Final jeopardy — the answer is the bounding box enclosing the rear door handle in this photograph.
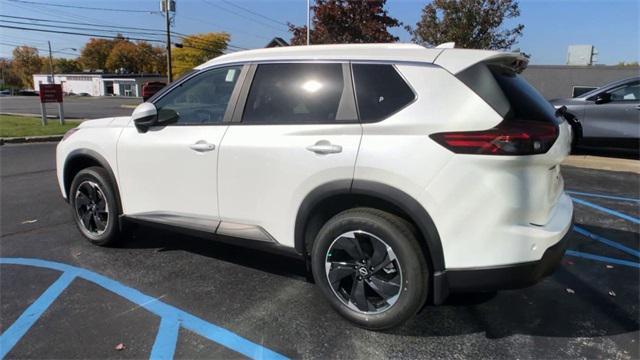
[189,141,215,152]
[306,140,342,155]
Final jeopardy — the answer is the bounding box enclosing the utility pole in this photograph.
[47,41,55,84]
[164,0,173,83]
[306,0,310,45]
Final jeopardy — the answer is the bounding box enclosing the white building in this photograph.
[33,73,166,97]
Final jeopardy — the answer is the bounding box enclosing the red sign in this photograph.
[39,84,63,103]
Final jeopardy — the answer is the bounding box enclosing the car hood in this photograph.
[78,116,130,128]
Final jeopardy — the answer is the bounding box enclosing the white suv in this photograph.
[56,44,574,330]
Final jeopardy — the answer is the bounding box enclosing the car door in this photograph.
[117,65,247,231]
[583,80,640,141]
[217,62,362,246]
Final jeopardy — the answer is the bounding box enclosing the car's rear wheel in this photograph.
[311,208,429,330]
[70,166,120,246]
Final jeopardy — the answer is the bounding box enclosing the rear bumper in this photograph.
[432,217,572,304]
[446,225,571,292]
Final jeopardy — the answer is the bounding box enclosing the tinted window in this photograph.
[608,81,640,101]
[154,66,241,125]
[458,63,558,124]
[243,63,345,123]
[490,65,558,124]
[352,64,415,122]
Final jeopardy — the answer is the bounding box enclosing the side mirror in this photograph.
[132,102,158,133]
[594,93,611,104]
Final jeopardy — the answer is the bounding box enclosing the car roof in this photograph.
[195,43,522,74]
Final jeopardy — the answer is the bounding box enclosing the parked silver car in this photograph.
[550,77,639,150]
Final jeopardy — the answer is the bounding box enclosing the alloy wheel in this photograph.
[325,230,402,314]
[74,180,109,236]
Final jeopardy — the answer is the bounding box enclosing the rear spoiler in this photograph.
[434,49,529,74]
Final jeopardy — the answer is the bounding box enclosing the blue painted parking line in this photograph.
[565,250,640,269]
[574,225,640,258]
[566,190,640,203]
[150,316,180,360]
[571,197,640,225]
[0,272,76,359]
[0,258,288,360]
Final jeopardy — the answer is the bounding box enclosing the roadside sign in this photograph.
[39,84,63,103]
[38,84,65,125]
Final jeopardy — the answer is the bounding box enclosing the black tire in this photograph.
[69,166,120,246]
[311,208,429,330]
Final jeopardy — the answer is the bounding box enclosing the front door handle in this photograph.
[189,141,215,152]
[306,140,342,155]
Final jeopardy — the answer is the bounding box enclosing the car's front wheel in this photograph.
[311,208,429,330]
[69,166,120,246]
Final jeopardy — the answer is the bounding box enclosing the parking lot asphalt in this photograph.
[1,143,638,359]
[0,96,140,119]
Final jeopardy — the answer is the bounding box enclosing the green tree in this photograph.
[410,0,524,50]
[616,61,639,67]
[288,0,400,45]
[79,38,116,70]
[136,42,166,74]
[53,58,82,73]
[12,46,42,88]
[172,32,229,77]
[105,40,141,73]
[0,58,22,90]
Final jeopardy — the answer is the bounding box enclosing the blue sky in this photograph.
[0,0,638,65]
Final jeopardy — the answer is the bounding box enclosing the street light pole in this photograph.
[165,0,173,83]
[47,41,54,84]
[306,0,310,45]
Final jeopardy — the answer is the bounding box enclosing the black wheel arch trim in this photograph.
[294,179,446,273]
[64,148,123,215]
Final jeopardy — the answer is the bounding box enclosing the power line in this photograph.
[201,0,288,34]
[0,15,167,34]
[220,0,289,27]
[0,41,78,56]
[0,20,167,38]
[177,14,271,41]
[0,14,249,50]
[6,0,160,14]
[0,24,169,43]
[0,25,247,53]
[0,0,152,37]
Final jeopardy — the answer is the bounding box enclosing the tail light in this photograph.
[430,120,558,155]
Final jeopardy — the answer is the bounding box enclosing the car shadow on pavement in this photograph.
[122,223,638,340]
[122,225,309,281]
[395,224,639,339]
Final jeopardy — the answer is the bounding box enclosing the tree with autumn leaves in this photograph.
[79,36,166,74]
[291,0,523,50]
[409,0,524,50]
[289,0,400,45]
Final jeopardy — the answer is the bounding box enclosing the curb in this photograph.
[1,112,84,120]
[563,155,639,174]
[0,135,63,145]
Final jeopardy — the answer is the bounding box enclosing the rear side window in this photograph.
[457,63,558,124]
[242,63,346,123]
[352,64,415,122]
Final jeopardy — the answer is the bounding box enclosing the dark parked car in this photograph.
[142,81,166,101]
[550,77,639,150]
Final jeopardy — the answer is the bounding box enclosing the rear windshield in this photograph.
[457,63,559,124]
